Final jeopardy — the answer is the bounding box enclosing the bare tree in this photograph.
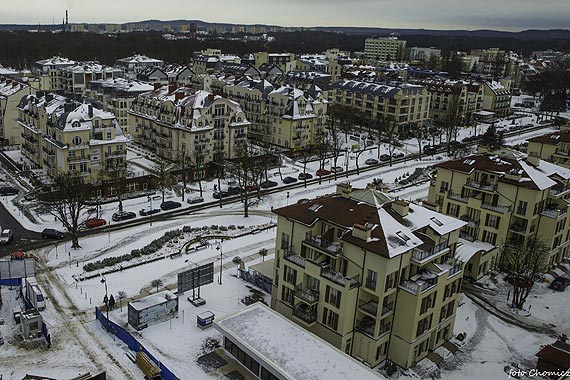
[101,155,128,212]
[150,160,174,204]
[442,93,462,154]
[150,278,163,293]
[380,117,400,167]
[174,149,193,202]
[226,143,263,218]
[413,122,427,159]
[327,105,345,181]
[193,150,205,197]
[38,172,95,249]
[504,238,549,310]
[259,248,268,262]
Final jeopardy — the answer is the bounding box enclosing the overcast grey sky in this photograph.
[2,0,569,31]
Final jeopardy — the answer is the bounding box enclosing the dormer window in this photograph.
[72,136,82,145]
[72,121,80,128]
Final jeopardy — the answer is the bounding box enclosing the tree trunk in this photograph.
[71,234,81,249]
[198,179,203,197]
[118,198,123,212]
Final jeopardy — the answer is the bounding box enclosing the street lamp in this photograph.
[216,241,223,285]
[147,195,153,227]
[286,192,290,206]
[101,276,109,332]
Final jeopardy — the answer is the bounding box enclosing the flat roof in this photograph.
[215,303,385,380]
[129,290,177,311]
[249,259,274,280]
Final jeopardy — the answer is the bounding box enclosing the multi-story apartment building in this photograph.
[86,78,154,135]
[410,79,484,126]
[18,93,129,184]
[0,77,31,145]
[329,80,430,133]
[409,47,441,64]
[34,56,76,92]
[34,57,121,95]
[527,130,570,169]
[115,54,164,79]
[424,151,570,278]
[129,85,249,173]
[470,48,507,77]
[224,79,328,149]
[364,37,407,61]
[271,183,466,369]
[482,80,512,118]
[254,52,295,71]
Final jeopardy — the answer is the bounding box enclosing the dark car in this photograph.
[112,211,136,222]
[549,276,570,291]
[298,173,313,180]
[260,180,278,189]
[379,155,390,162]
[424,146,436,155]
[331,166,344,173]
[160,201,182,210]
[392,152,405,159]
[42,228,65,239]
[228,186,242,195]
[283,176,297,184]
[0,186,19,196]
[213,190,230,199]
[366,158,380,164]
[139,208,161,216]
[316,169,331,176]
[297,198,310,204]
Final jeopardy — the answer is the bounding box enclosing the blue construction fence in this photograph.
[0,278,22,286]
[95,307,180,380]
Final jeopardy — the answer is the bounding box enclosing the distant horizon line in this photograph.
[0,18,568,34]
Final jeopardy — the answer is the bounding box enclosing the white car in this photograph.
[0,229,13,244]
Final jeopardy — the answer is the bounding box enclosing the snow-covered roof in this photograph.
[116,54,164,64]
[215,303,385,380]
[35,56,76,67]
[129,290,177,311]
[90,77,154,93]
[455,238,495,263]
[0,78,27,97]
[0,66,19,76]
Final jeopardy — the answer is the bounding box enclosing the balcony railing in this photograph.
[294,284,319,305]
[549,187,570,197]
[321,266,359,288]
[448,264,462,277]
[399,278,437,295]
[466,180,497,192]
[292,307,317,324]
[284,251,305,268]
[509,224,527,233]
[448,191,468,203]
[481,203,510,214]
[356,318,376,337]
[358,300,379,316]
[304,232,343,256]
[381,302,394,316]
[460,215,479,228]
[412,243,449,263]
[541,207,566,219]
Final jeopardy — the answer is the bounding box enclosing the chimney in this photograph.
[45,93,52,102]
[527,152,540,167]
[168,84,176,94]
[64,101,74,112]
[175,92,184,101]
[336,182,352,198]
[352,224,372,241]
[391,199,410,217]
[153,83,161,90]
[88,104,93,118]
[207,94,214,102]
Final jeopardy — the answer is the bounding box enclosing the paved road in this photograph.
[0,200,44,256]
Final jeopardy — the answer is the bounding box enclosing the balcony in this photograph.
[284,252,306,268]
[448,191,468,203]
[448,263,462,278]
[549,187,570,198]
[320,266,359,288]
[460,215,479,228]
[358,300,379,316]
[481,202,510,214]
[292,306,317,325]
[381,302,394,317]
[466,180,497,192]
[355,317,376,337]
[509,224,527,234]
[304,232,343,257]
[68,155,90,163]
[294,285,319,305]
[412,243,449,264]
[105,151,126,158]
[540,207,567,219]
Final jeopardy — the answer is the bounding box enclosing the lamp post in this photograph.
[101,276,109,332]
[147,195,153,226]
[216,241,223,285]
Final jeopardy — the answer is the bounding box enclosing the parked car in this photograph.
[245,185,259,192]
[42,228,65,239]
[0,186,19,196]
[0,229,13,244]
[188,196,204,204]
[316,169,331,176]
[112,211,136,222]
[283,176,297,184]
[260,180,278,189]
[297,198,310,204]
[366,158,380,165]
[213,190,230,199]
[380,155,391,162]
[424,145,436,155]
[392,152,405,159]
[331,166,344,173]
[228,186,242,195]
[85,218,107,228]
[298,173,313,180]
[160,201,182,210]
[139,208,161,216]
[549,276,570,291]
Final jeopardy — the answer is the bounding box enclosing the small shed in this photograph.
[20,308,43,340]
[197,310,215,330]
[128,290,178,330]
[536,340,570,378]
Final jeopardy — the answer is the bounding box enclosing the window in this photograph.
[517,201,528,216]
[284,266,296,285]
[281,286,294,305]
[482,230,497,245]
[439,181,449,193]
[365,269,377,290]
[416,314,433,337]
[325,286,341,308]
[385,271,398,291]
[322,307,339,330]
[485,214,500,229]
[281,233,290,250]
[447,203,459,217]
[72,136,82,145]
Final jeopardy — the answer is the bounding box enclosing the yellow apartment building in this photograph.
[272,183,467,369]
[527,130,570,168]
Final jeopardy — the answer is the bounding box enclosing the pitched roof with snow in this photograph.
[528,131,570,145]
[273,186,465,258]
